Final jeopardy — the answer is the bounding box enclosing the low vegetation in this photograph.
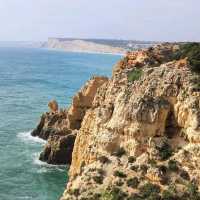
[113,170,127,178]
[148,158,157,167]
[139,183,161,199]
[180,170,190,180]
[126,177,139,188]
[173,43,200,73]
[156,141,173,160]
[162,189,177,200]
[98,155,110,164]
[112,147,126,157]
[140,164,148,175]
[130,165,139,172]
[168,160,179,172]
[128,156,136,163]
[100,187,128,200]
[186,182,200,199]
[128,68,143,82]
[93,175,104,184]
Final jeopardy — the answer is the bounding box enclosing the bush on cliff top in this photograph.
[113,170,127,178]
[112,147,126,157]
[156,141,173,160]
[100,187,128,200]
[128,68,143,82]
[173,43,200,73]
[139,183,161,198]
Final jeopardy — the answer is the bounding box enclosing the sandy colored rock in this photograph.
[32,76,108,164]
[60,43,200,200]
[48,99,59,113]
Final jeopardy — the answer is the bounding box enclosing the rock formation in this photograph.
[48,100,59,113]
[31,76,108,164]
[32,43,200,199]
[63,43,200,199]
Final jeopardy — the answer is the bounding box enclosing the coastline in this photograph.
[44,47,126,56]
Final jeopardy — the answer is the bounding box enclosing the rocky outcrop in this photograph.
[39,133,76,165]
[31,76,108,164]
[59,43,200,200]
[48,100,59,113]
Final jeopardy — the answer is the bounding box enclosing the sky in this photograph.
[0,0,199,42]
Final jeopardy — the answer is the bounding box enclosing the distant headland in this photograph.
[46,38,158,55]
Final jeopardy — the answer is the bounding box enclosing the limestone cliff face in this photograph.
[61,44,200,200]
[32,76,108,164]
[69,44,200,175]
[47,38,126,54]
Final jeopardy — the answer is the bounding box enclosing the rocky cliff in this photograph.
[31,76,108,164]
[32,43,200,200]
[47,38,126,54]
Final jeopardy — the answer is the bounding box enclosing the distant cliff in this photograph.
[47,38,155,55]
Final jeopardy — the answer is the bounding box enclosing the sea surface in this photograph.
[0,47,121,200]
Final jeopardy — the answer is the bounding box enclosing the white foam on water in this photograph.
[32,152,66,173]
[37,168,49,173]
[17,131,46,144]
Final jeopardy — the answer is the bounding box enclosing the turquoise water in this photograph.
[0,47,121,200]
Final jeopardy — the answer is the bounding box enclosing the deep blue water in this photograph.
[0,47,121,200]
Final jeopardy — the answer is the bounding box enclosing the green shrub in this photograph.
[101,187,128,200]
[100,190,114,200]
[71,188,79,197]
[139,183,160,198]
[162,190,177,200]
[97,168,105,175]
[128,156,136,163]
[140,164,148,175]
[180,170,190,180]
[146,193,161,200]
[173,43,200,73]
[127,194,143,200]
[126,177,139,188]
[187,182,199,196]
[93,175,104,184]
[98,156,110,164]
[115,179,124,187]
[112,147,126,157]
[148,159,157,167]
[130,165,139,171]
[158,165,168,175]
[191,76,200,92]
[113,170,127,178]
[93,193,101,199]
[160,176,169,185]
[128,68,143,82]
[156,141,173,160]
[168,160,179,172]
[168,183,177,194]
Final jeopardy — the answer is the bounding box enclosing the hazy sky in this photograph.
[0,0,199,42]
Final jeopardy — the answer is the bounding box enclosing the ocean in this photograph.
[0,47,121,200]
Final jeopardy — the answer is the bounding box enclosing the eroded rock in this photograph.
[60,43,200,199]
[31,76,108,164]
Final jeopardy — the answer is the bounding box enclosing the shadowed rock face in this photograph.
[31,76,108,165]
[39,133,76,165]
[59,43,200,200]
[31,112,68,140]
